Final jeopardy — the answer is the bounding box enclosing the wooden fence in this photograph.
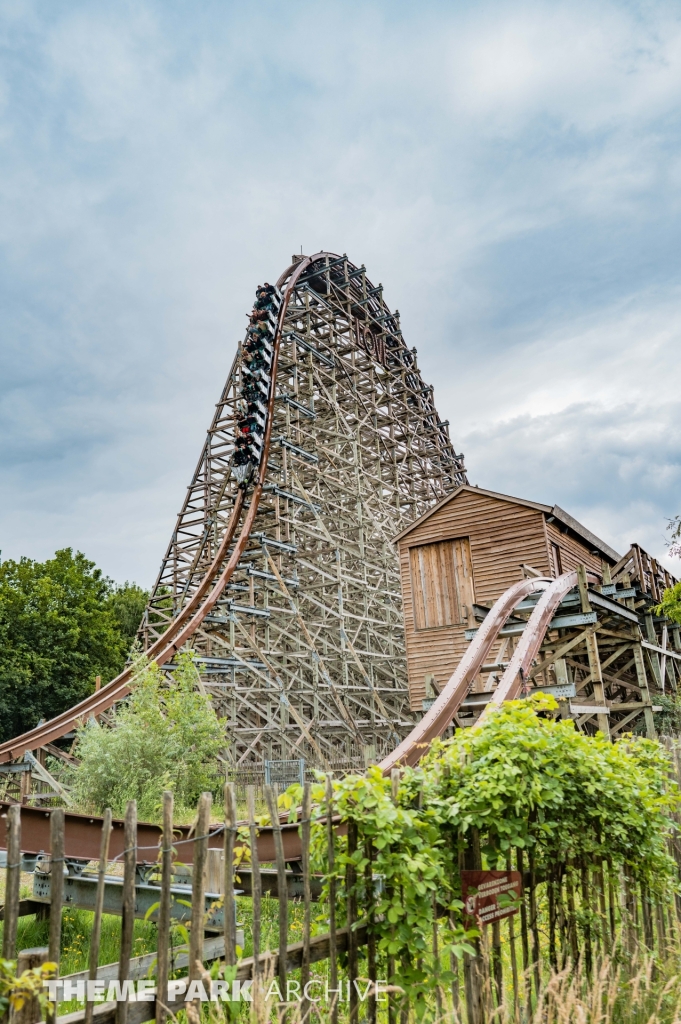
[2,766,681,1024]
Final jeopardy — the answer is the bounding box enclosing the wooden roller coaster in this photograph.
[1,252,679,857]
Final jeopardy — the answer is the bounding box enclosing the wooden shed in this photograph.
[394,485,621,710]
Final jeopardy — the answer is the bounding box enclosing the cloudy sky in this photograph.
[1,0,680,587]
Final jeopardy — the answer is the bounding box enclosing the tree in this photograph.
[654,514,681,624]
[65,653,224,819]
[105,582,149,647]
[0,549,147,744]
[657,582,681,625]
[667,514,681,560]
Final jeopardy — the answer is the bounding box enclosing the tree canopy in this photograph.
[0,548,148,743]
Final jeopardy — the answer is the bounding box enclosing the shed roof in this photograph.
[393,484,621,563]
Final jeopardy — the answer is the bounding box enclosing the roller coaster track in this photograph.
[0,570,598,860]
[0,252,466,767]
[0,254,671,859]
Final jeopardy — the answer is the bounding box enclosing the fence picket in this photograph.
[188,793,211,1020]
[223,784,237,968]
[366,842,378,1024]
[45,805,65,1024]
[155,793,173,1024]
[247,786,262,983]
[388,769,399,1024]
[190,794,211,969]
[346,817,359,1024]
[301,782,312,1021]
[325,774,339,1024]
[115,801,136,1024]
[2,805,21,961]
[264,784,288,1010]
[506,852,520,1024]
[85,807,112,1024]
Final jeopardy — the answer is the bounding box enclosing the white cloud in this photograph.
[0,0,679,585]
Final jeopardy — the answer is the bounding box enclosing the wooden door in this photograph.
[410,537,474,629]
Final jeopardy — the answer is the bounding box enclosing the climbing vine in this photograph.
[280,694,680,1014]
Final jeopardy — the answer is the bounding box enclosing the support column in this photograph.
[577,565,610,738]
[633,641,657,739]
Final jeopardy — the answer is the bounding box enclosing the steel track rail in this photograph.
[378,576,553,772]
[480,570,598,717]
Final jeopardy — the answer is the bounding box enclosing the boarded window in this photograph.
[550,542,563,578]
[410,537,475,629]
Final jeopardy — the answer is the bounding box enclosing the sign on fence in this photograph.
[461,869,522,926]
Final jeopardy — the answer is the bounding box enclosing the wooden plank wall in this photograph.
[397,491,605,709]
[545,521,603,576]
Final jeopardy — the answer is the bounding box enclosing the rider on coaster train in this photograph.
[232,284,278,486]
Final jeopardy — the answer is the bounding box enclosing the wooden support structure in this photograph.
[140,253,466,775]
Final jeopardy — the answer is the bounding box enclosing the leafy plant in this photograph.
[0,548,148,742]
[276,694,680,1015]
[65,651,225,819]
[656,580,681,626]
[0,957,56,1018]
[652,692,681,735]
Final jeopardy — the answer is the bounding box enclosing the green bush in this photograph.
[656,580,681,625]
[66,652,224,819]
[295,694,680,1011]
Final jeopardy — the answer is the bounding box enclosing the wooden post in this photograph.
[529,848,541,997]
[19,768,31,806]
[2,805,21,960]
[507,905,518,1024]
[84,808,112,1024]
[301,782,312,1019]
[547,868,557,969]
[204,849,222,895]
[606,858,616,941]
[507,853,520,1024]
[264,785,288,1008]
[347,818,359,1024]
[632,641,657,739]
[463,827,484,1024]
[366,842,378,1024]
[579,859,592,976]
[623,866,637,958]
[325,774,339,1024]
[655,901,666,959]
[517,848,531,1012]
[491,919,502,1008]
[12,948,48,1024]
[640,883,654,951]
[247,786,262,983]
[116,801,136,1024]
[565,865,579,964]
[156,792,173,1024]
[577,564,610,738]
[48,807,65,970]
[388,769,399,1024]
[594,858,608,956]
[449,913,461,1020]
[189,792,211,1002]
[223,784,237,968]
